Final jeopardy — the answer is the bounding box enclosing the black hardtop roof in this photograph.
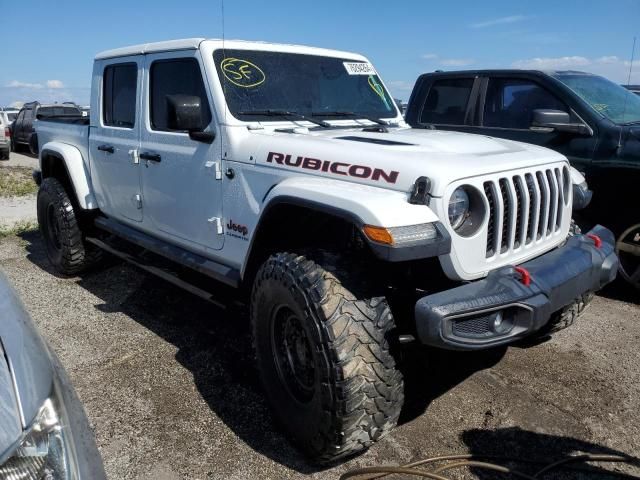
[420,69,597,78]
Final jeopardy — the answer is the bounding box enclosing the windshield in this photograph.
[213,49,397,123]
[553,73,640,124]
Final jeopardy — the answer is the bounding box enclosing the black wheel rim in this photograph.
[46,203,62,252]
[616,224,640,290]
[271,305,316,403]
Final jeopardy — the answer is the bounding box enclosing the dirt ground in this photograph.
[0,231,639,479]
[0,151,38,228]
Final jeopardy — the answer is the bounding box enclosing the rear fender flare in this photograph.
[40,142,97,210]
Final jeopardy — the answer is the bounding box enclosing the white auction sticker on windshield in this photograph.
[343,62,377,75]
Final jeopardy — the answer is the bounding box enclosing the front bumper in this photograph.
[415,225,618,350]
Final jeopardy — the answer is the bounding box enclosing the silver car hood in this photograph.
[0,343,22,462]
[0,272,53,460]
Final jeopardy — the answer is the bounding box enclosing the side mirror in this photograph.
[531,109,592,136]
[166,94,215,143]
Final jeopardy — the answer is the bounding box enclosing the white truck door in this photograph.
[90,57,143,222]
[139,51,224,252]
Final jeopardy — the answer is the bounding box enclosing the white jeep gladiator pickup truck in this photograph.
[33,38,618,461]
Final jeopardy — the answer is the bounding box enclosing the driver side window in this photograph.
[483,78,567,129]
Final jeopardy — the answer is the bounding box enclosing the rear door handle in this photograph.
[140,152,161,163]
[97,144,114,154]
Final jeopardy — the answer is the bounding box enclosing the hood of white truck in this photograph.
[234,125,567,197]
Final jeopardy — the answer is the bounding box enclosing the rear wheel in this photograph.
[616,223,640,290]
[251,251,404,462]
[37,177,102,275]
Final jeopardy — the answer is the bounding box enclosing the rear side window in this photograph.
[103,63,137,128]
[38,106,80,117]
[150,58,211,131]
[483,78,567,129]
[420,78,474,125]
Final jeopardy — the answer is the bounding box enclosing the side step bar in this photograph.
[93,216,240,288]
[86,237,228,309]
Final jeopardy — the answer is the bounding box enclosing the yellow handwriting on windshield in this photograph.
[221,58,266,88]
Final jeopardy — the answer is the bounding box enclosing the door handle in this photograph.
[97,144,114,154]
[140,152,161,163]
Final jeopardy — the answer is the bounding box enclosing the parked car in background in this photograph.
[0,108,19,127]
[11,102,82,153]
[0,272,107,479]
[393,98,407,115]
[623,85,640,96]
[406,69,640,289]
[0,113,10,159]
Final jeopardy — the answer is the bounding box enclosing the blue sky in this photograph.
[2,0,639,106]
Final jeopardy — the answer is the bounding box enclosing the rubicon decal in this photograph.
[266,152,399,184]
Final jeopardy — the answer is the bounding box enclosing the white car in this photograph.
[32,38,618,461]
[0,112,13,159]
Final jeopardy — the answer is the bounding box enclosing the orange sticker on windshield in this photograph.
[221,58,265,88]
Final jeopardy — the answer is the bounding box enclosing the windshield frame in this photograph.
[553,72,640,125]
[212,48,400,126]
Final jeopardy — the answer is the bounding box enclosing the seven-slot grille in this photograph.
[484,167,569,258]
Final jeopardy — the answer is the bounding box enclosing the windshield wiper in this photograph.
[311,111,394,126]
[237,109,330,128]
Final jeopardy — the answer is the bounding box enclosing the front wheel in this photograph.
[37,177,101,275]
[251,251,404,462]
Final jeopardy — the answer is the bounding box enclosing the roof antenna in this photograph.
[619,36,636,150]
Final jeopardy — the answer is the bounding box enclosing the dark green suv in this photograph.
[406,70,640,289]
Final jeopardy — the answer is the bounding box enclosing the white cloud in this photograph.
[510,55,640,83]
[421,54,475,68]
[440,58,475,67]
[46,80,65,89]
[512,56,591,69]
[7,80,43,89]
[0,85,90,106]
[471,15,528,29]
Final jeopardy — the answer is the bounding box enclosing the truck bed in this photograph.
[34,116,91,163]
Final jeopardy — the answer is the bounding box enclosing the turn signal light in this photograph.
[363,225,394,245]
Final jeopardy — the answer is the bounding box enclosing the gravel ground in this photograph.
[1,150,39,169]
[0,152,38,227]
[0,231,639,479]
[0,195,36,228]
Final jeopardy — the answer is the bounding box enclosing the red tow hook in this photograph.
[586,233,602,249]
[514,266,531,286]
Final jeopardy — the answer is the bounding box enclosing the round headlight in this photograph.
[448,187,470,230]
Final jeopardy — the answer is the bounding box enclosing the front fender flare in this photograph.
[40,142,97,210]
[242,177,448,276]
[263,176,439,228]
